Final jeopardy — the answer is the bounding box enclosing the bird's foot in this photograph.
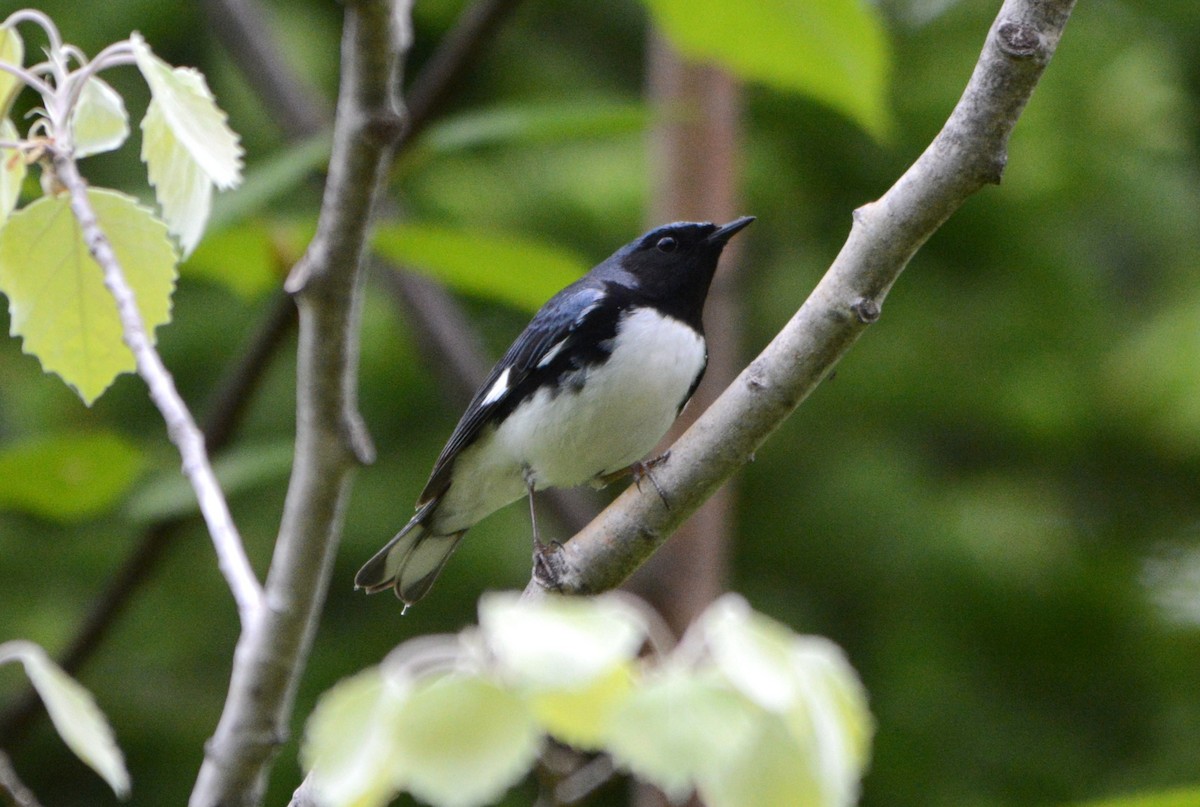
[630,452,671,509]
[532,539,567,592]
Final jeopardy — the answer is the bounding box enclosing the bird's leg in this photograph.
[524,467,565,591]
[596,451,672,509]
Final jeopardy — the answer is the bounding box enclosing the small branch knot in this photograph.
[363,111,405,146]
[996,21,1042,59]
[851,297,881,324]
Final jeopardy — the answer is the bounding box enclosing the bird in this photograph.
[356,216,754,608]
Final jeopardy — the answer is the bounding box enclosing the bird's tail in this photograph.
[354,514,466,608]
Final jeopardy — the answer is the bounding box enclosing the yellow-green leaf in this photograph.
[0,188,178,404]
[0,117,25,226]
[392,674,541,807]
[0,431,145,522]
[605,665,761,802]
[529,664,635,751]
[479,591,647,690]
[72,77,129,158]
[0,640,130,798]
[303,668,405,807]
[641,0,893,140]
[0,24,23,118]
[373,223,587,313]
[697,712,821,807]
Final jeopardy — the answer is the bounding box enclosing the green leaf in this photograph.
[0,24,23,118]
[180,221,284,300]
[1067,788,1200,807]
[605,665,761,801]
[418,101,648,155]
[0,431,145,522]
[479,591,647,690]
[0,117,25,226]
[71,77,129,158]
[640,0,893,140]
[0,188,178,404]
[124,440,293,524]
[303,668,404,807]
[132,33,242,256]
[206,134,330,232]
[392,673,541,807]
[372,223,587,313]
[0,640,130,798]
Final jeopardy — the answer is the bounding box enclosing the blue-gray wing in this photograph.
[416,283,608,506]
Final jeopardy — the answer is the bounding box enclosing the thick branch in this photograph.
[525,0,1077,597]
[50,155,265,626]
[188,2,409,805]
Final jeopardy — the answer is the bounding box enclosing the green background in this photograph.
[1,0,1198,805]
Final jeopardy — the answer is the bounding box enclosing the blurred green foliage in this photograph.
[1,0,1199,806]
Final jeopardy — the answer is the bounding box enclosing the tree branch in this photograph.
[49,154,265,626]
[525,0,1078,598]
[188,1,409,804]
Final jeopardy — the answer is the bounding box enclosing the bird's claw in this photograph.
[532,540,566,591]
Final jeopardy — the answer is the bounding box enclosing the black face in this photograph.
[615,217,753,328]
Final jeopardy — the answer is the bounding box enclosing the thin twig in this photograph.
[524,0,1078,599]
[49,154,265,626]
[188,1,409,804]
[0,750,44,807]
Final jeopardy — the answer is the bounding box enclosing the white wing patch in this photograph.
[481,366,511,405]
[536,338,568,368]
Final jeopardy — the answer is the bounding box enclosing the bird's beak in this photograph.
[708,216,755,244]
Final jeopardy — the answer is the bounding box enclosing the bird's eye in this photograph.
[656,236,677,253]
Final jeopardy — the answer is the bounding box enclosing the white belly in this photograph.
[430,308,706,533]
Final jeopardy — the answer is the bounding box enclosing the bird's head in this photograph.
[611,216,754,324]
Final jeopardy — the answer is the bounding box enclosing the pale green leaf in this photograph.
[699,593,804,711]
[698,595,873,805]
[641,0,893,140]
[0,25,23,117]
[529,664,635,751]
[141,96,213,257]
[0,431,145,522]
[71,77,129,158]
[372,223,587,313]
[0,188,178,404]
[131,33,242,189]
[124,440,293,524]
[697,712,821,807]
[0,117,25,225]
[303,668,405,807]
[605,665,761,801]
[479,591,646,690]
[392,673,541,807]
[0,640,130,797]
[788,639,874,793]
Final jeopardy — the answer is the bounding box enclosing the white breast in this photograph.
[430,307,706,533]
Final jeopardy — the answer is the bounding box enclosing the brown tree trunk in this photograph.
[627,30,744,807]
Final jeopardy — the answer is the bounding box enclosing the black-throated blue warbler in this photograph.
[356,216,754,608]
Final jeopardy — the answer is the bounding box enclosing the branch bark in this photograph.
[524,0,1078,599]
[188,1,409,804]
